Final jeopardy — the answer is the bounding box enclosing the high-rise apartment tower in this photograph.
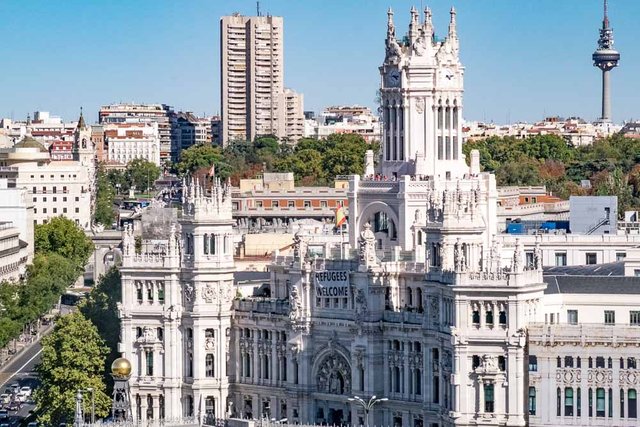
[220,14,303,145]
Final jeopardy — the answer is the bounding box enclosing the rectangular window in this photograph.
[555,252,567,266]
[529,387,536,415]
[605,310,615,325]
[631,311,640,326]
[287,201,295,208]
[529,355,538,372]
[205,354,215,377]
[272,200,279,208]
[525,252,534,268]
[484,383,494,413]
[320,200,328,208]
[629,389,637,418]
[63,207,67,213]
[146,350,154,376]
[617,252,627,261]
[565,387,574,416]
[568,310,578,325]
[596,388,605,417]
[75,207,79,213]
[303,200,311,208]
[256,200,263,208]
[586,252,597,265]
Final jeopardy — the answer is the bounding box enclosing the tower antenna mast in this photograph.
[257,1,260,17]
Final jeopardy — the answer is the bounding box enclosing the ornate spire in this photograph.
[77,107,86,129]
[448,6,457,38]
[387,8,395,38]
[423,7,434,38]
[409,6,419,43]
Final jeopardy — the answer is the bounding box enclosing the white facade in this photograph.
[118,7,640,427]
[0,222,29,282]
[105,123,161,166]
[0,115,95,230]
[0,178,34,261]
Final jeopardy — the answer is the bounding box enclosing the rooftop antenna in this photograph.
[257,1,261,17]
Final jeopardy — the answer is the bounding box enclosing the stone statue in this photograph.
[358,222,377,267]
[289,283,302,322]
[512,238,523,273]
[533,241,543,270]
[454,238,466,272]
[292,226,308,262]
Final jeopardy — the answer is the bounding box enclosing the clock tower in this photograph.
[380,7,466,180]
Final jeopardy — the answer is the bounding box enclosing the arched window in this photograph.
[472,310,480,325]
[204,233,209,254]
[147,395,154,419]
[210,234,216,255]
[472,355,480,369]
[499,311,507,325]
[486,310,494,325]
[621,388,625,418]
[556,387,561,416]
[393,366,401,393]
[416,288,423,311]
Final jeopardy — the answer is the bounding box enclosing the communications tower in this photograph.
[592,0,620,122]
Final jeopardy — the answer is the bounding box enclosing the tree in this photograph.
[94,166,116,226]
[80,267,122,372]
[126,158,161,193]
[34,216,94,270]
[175,144,224,176]
[495,158,541,186]
[35,312,111,426]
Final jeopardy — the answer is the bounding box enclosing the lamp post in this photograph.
[86,387,95,424]
[348,395,388,427]
[74,390,84,427]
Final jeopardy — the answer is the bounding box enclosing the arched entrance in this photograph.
[357,201,399,251]
[314,351,352,426]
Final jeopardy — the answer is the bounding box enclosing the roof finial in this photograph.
[387,8,395,38]
[448,6,457,38]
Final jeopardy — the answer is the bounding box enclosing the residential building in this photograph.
[0,112,95,230]
[176,112,212,152]
[99,103,176,163]
[0,111,78,147]
[104,122,161,166]
[0,221,29,283]
[0,178,34,261]
[220,14,304,145]
[304,105,381,143]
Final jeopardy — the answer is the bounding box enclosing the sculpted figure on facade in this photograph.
[512,238,523,273]
[289,282,302,322]
[358,222,377,267]
[534,240,543,271]
[454,238,466,272]
[292,226,308,263]
[317,354,352,395]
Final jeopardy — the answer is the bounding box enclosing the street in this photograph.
[0,338,43,426]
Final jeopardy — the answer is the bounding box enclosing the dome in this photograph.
[111,357,132,378]
[13,136,48,152]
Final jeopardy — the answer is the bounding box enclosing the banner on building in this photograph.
[314,270,349,297]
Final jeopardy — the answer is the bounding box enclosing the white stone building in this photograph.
[105,122,161,166]
[117,7,640,427]
[0,112,95,230]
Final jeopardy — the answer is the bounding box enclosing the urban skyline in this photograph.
[0,0,638,124]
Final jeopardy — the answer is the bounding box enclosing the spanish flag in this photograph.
[335,205,347,227]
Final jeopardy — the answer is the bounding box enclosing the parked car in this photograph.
[0,409,7,420]
[19,387,31,397]
[15,393,27,403]
[8,384,19,395]
[0,394,8,405]
[6,401,20,411]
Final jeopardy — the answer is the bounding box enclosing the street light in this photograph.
[86,387,95,425]
[348,395,388,427]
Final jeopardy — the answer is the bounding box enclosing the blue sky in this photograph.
[0,0,637,124]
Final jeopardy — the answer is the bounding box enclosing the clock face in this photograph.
[386,69,401,87]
